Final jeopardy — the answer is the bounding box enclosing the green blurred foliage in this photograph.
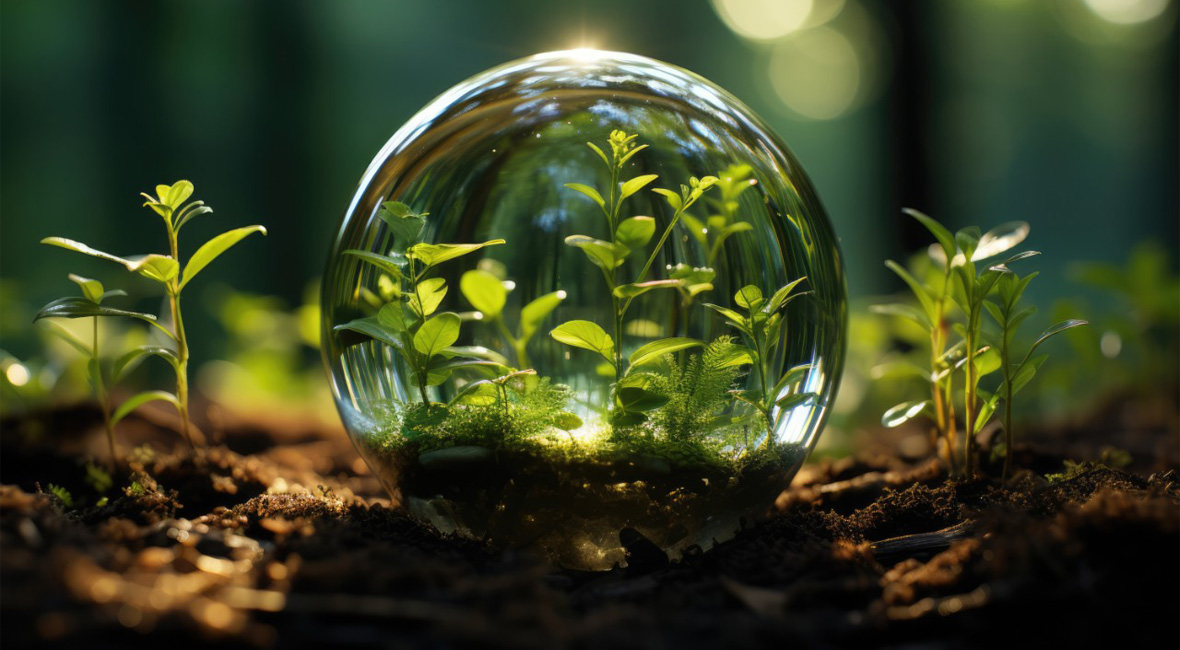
[1,1,1175,427]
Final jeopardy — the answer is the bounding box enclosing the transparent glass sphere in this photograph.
[322,50,846,570]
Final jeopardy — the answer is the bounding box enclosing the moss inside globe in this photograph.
[322,50,846,570]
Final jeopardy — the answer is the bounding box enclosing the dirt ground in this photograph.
[1,401,1177,649]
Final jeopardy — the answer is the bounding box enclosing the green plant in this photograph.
[47,483,74,508]
[459,268,565,369]
[682,163,756,267]
[878,210,1084,479]
[41,180,267,449]
[33,275,138,462]
[552,131,718,424]
[335,201,506,405]
[389,375,578,453]
[705,282,815,442]
[986,269,1087,480]
[647,337,743,443]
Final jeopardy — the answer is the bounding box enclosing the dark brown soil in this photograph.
[2,402,1177,649]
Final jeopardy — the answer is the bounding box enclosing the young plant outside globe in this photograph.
[322,50,846,570]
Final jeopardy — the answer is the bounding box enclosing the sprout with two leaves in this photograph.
[39,181,267,450]
[877,209,1085,478]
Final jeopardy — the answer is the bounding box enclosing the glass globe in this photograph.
[322,50,845,570]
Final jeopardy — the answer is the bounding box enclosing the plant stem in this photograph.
[94,317,118,465]
[932,266,958,477]
[1001,328,1013,483]
[632,204,684,290]
[751,325,773,444]
[166,225,195,451]
[962,327,978,477]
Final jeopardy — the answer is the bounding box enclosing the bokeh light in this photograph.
[710,0,816,41]
[1083,0,1170,24]
[768,27,861,120]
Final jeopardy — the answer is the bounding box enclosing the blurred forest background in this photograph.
[1,0,1176,440]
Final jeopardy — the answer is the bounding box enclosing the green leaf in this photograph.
[715,345,754,368]
[618,143,648,166]
[763,277,807,313]
[128,254,180,284]
[772,364,813,397]
[519,291,565,341]
[954,227,981,265]
[652,188,682,211]
[704,303,747,329]
[377,201,427,244]
[34,297,160,326]
[553,412,583,431]
[162,180,195,210]
[407,239,506,271]
[334,316,403,351]
[425,369,453,386]
[620,174,658,201]
[67,274,105,304]
[449,380,498,406]
[564,183,605,210]
[180,225,267,289]
[973,346,1002,377]
[666,264,715,299]
[973,221,1030,261]
[1010,353,1048,395]
[48,484,73,508]
[425,355,503,375]
[173,201,212,231]
[775,392,817,410]
[378,302,413,332]
[974,394,1000,434]
[413,312,462,358]
[870,303,932,330]
[885,260,937,319]
[460,269,507,318]
[617,386,669,412]
[445,345,510,366]
[615,216,655,250]
[610,410,648,427]
[41,237,132,267]
[613,279,680,299]
[550,320,613,364]
[113,345,178,381]
[586,141,610,168]
[564,235,629,271]
[628,337,702,368]
[1025,319,1088,359]
[343,250,406,281]
[38,320,91,356]
[410,277,448,317]
[111,390,180,426]
[734,285,764,310]
[882,400,931,428]
[903,208,956,263]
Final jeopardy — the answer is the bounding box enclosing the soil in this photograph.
[1,401,1177,649]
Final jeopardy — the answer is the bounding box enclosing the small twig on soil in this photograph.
[870,520,977,561]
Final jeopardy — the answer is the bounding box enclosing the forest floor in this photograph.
[1,400,1177,649]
